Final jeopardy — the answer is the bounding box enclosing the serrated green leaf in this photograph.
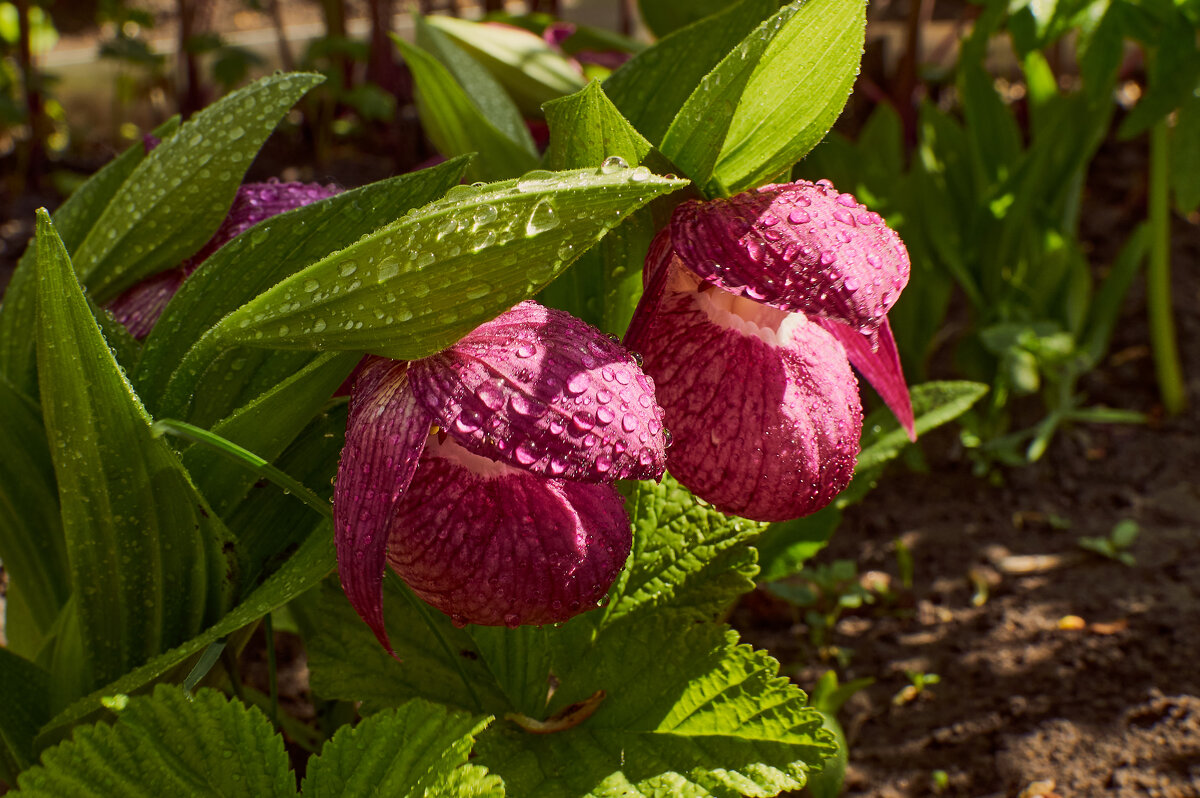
[415,16,535,154]
[301,699,503,798]
[0,647,49,784]
[604,0,778,145]
[207,167,687,361]
[306,576,511,716]
[396,36,538,183]
[0,118,178,397]
[35,521,336,749]
[662,2,804,190]
[18,686,293,797]
[605,474,765,625]
[34,212,237,696]
[0,376,67,648]
[541,81,663,333]
[422,15,586,117]
[480,620,834,798]
[709,0,866,195]
[182,352,359,518]
[73,73,323,302]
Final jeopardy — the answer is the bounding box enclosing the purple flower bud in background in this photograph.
[335,301,668,652]
[107,180,340,338]
[627,180,916,523]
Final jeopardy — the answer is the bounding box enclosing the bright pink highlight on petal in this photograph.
[107,180,340,338]
[668,180,910,337]
[386,433,631,627]
[818,316,915,440]
[409,301,667,482]
[639,265,862,522]
[334,357,432,656]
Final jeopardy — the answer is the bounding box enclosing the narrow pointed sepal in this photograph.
[409,301,667,482]
[640,286,862,522]
[333,356,432,655]
[669,180,910,334]
[386,435,631,627]
[818,316,915,441]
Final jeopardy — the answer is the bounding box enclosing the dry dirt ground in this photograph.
[734,138,1200,798]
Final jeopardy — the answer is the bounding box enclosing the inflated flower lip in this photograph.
[628,180,915,522]
[107,180,340,338]
[335,301,666,653]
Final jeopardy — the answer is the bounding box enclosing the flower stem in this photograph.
[1148,117,1185,414]
[151,418,332,520]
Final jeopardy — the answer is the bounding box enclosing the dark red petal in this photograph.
[409,301,666,482]
[640,269,862,522]
[817,316,915,441]
[386,434,631,627]
[333,356,432,655]
[669,180,910,335]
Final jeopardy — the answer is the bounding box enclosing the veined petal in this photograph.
[669,180,910,336]
[334,356,432,655]
[409,301,666,482]
[387,434,631,627]
[640,266,862,522]
[107,180,340,338]
[817,316,915,441]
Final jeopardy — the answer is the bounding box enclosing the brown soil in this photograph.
[733,136,1200,798]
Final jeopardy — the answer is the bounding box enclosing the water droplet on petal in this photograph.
[788,209,811,224]
[566,372,589,395]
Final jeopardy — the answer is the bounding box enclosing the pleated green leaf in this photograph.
[72,73,323,302]
[709,0,866,195]
[209,166,687,360]
[541,81,664,333]
[35,522,335,749]
[0,118,178,397]
[604,0,778,145]
[301,699,503,798]
[396,36,538,183]
[34,212,238,695]
[660,1,804,190]
[18,687,293,798]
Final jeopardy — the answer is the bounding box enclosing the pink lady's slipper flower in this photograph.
[626,180,916,523]
[335,301,667,652]
[108,180,340,338]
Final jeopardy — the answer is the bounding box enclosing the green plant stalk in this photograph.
[1148,118,1185,414]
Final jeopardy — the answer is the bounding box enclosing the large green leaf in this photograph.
[604,0,778,145]
[660,1,804,190]
[34,212,236,696]
[35,521,336,748]
[709,0,866,195]
[0,377,67,649]
[0,118,179,397]
[0,647,49,786]
[636,0,743,38]
[204,166,687,361]
[422,15,586,117]
[479,620,834,797]
[414,16,534,155]
[541,82,664,333]
[73,73,323,302]
[396,36,538,183]
[18,686,294,797]
[301,699,503,797]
